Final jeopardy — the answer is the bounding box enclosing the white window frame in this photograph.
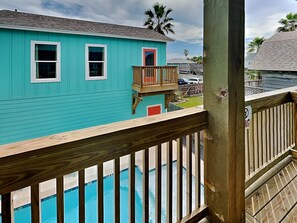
[147,104,162,116]
[85,44,107,80]
[31,41,61,83]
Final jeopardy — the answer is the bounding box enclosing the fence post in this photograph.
[203,0,245,222]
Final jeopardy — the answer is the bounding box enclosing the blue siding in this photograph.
[0,28,167,144]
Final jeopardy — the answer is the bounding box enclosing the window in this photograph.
[85,44,107,80]
[31,41,60,83]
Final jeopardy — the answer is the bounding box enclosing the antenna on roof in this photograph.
[15,9,18,12]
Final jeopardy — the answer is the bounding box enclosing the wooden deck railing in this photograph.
[133,66,178,87]
[0,107,208,223]
[244,87,297,188]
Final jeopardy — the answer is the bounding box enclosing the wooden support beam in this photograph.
[203,0,245,222]
[132,94,143,114]
[165,93,175,109]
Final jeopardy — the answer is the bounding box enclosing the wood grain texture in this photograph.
[186,135,192,215]
[31,184,40,223]
[255,176,297,222]
[2,193,14,223]
[180,205,208,223]
[204,0,245,221]
[114,158,120,223]
[245,87,295,113]
[57,176,64,223]
[142,149,149,223]
[129,153,135,223]
[155,145,162,223]
[97,164,103,223]
[166,141,173,223]
[0,108,207,195]
[79,170,85,223]
[195,132,201,208]
[246,161,297,216]
[176,138,183,221]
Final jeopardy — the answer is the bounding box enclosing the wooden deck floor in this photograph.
[245,160,297,223]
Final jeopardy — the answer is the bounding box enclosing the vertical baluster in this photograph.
[31,184,40,223]
[177,138,183,221]
[262,110,267,164]
[245,127,249,177]
[57,176,64,223]
[79,170,85,223]
[195,132,201,208]
[2,193,14,223]
[274,106,277,157]
[166,141,173,223]
[142,149,149,223]
[258,112,263,167]
[253,113,259,170]
[266,109,270,161]
[98,164,104,223]
[249,112,255,174]
[129,153,135,223]
[114,158,120,223]
[186,135,192,214]
[155,145,162,223]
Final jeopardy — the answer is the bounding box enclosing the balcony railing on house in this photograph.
[1,87,297,222]
[132,66,178,94]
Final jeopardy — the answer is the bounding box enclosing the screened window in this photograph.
[85,44,107,80]
[31,41,60,83]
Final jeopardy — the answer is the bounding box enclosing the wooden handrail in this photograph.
[132,65,178,87]
[0,107,207,195]
[244,86,297,185]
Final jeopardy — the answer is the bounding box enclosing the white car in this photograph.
[188,77,203,84]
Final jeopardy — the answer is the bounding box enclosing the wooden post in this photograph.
[203,0,245,222]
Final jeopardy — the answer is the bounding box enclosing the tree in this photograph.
[247,37,265,53]
[190,56,203,64]
[184,49,189,58]
[277,13,297,32]
[144,3,174,35]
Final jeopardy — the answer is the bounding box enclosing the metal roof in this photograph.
[0,10,173,42]
[249,31,297,72]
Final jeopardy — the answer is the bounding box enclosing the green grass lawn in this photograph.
[176,96,203,108]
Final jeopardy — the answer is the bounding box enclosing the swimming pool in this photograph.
[0,162,203,223]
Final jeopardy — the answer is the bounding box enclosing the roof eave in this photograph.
[0,24,173,43]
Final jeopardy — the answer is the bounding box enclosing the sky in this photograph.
[0,0,296,59]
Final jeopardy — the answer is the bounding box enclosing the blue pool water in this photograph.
[0,163,203,223]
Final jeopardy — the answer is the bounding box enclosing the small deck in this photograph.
[132,66,178,94]
[246,159,297,223]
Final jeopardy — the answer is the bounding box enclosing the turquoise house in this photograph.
[0,10,178,145]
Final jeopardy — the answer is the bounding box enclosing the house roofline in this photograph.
[0,24,174,43]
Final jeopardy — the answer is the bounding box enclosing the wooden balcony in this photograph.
[0,88,297,222]
[132,66,178,95]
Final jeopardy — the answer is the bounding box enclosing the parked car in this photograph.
[178,78,191,85]
[188,77,203,84]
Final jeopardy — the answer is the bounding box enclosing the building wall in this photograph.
[262,72,297,91]
[0,29,167,144]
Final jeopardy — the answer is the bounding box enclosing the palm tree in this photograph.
[277,13,297,32]
[144,3,174,35]
[247,37,265,53]
[184,49,189,59]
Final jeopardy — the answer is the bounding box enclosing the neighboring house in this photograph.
[244,53,256,69]
[167,58,195,74]
[0,10,177,145]
[189,63,203,75]
[249,31,297,91]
